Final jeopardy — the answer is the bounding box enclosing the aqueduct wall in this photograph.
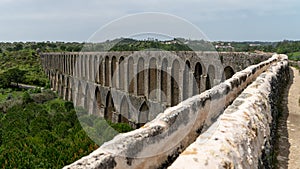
[40,51,289,168]
[41,51,271,127]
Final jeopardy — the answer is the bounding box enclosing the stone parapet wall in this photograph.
[288,60,300,68]
[64,54,282,169]
[168,55,289,168]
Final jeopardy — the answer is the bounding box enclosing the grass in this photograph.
[0,89,23,103]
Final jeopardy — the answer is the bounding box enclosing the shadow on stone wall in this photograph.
[275,67,293,168]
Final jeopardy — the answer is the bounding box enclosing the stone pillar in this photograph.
[124,60,128,92]
[63,87,68,100]
[114,63,119,89]
[133,63,138,96]
[144,65,149,99]
[166,67,172,107]
[67,54,69,74]
[55,74,59,91]
[92,56,97,83]
[89,55,93,82]
[200,75,206,93]
[87,56,90,81]
[63,55,66,74]
[112,112,119,123]
[79,55,82,78]
[188,72,194,98]
[82,55,85,79]
[60,54,63,72]
[108,60,112,87]
[100,58,105,85]
[178,68,183,103]
[157,67,162,102]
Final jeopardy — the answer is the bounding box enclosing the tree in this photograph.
[0,73,10,88]
[4,68,26,86]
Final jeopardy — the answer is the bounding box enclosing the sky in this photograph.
[0,0,299,42]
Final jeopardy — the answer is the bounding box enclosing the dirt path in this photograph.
[277,67,300,169]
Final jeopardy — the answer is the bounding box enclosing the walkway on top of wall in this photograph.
[277,67,300,169]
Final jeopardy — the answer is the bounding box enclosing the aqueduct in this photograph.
[41,51,270,128]
[40,51,288,168]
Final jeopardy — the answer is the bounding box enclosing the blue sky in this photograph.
[0,0,299,42]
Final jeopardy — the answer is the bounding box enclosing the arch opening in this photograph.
[119,57,125,90]
[104,91,115,121]
[105,56,109,86]
[161,59,168,102]
[206,65,215,90]
[183,61,190,100]
[223,66,235,80]
[138,102,149,128]
[95,87,102,116]
[76,81,83,106]
[98,59,104,85]
[171,60,180,106]
[84,83,90,110]
[111,56,117,87]
[137,58,145,96]
[193,62,202,95]
[148,58,157,100]
[128,57,134,93]
[119,97,130,123]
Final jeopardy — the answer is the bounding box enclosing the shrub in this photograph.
[28,87,41,94]
[64,101,74,112]
[22,91,33,104]
[31,90,56,104]
[53,121,71,138]
[108,121,133,133]
[29,116,51,135]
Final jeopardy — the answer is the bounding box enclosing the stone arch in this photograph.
[183,60,191,100]
[223,66,235,80]
[105,56,109,86]
[104,91,115,121]
[111,56,117,87]
[137,57,145,96]
[119,57,125,90]
[148,57,157,100]
[128,57,134,93]
[161,58,168,102]
[193,62,202,95]
[119,97,129,123]
[138,102,149,127]
[206,65,215,90]
[95,86,102,115]
[171,59,180,106]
